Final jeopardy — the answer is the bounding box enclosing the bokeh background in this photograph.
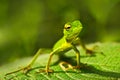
[0,0,120,65]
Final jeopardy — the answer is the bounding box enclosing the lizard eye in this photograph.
[64,24,71,30]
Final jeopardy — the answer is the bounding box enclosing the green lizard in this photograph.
[5,20,94,76]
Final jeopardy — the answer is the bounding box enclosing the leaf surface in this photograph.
[1,43,120,80]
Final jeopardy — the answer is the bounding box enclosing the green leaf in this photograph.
[0,43,120,80]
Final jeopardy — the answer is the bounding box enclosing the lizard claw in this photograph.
[5,65,31,77]
[59,61,74,71]
[39,69,54,75]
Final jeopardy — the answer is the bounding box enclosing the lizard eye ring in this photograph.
[64,24,71,30]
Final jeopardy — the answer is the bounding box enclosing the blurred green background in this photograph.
[0,0,120,65]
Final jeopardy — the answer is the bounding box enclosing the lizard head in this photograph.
[63,20,83,42]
